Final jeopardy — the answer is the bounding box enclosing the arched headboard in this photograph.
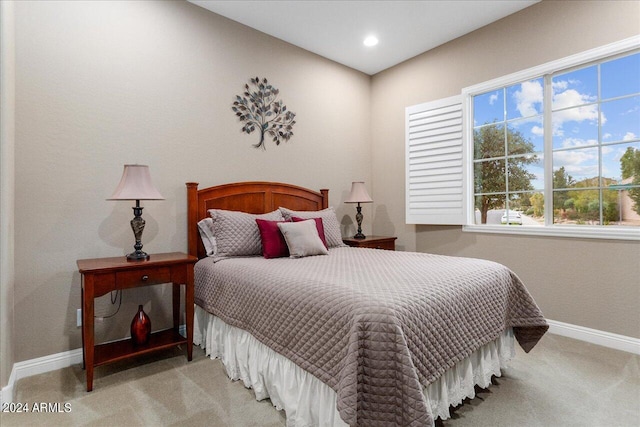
[186,181,329,259]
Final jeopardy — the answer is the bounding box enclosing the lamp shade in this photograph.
[107,165,164,200]
[344,182,373,204]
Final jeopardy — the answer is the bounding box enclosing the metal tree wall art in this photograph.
[232,77,296,150]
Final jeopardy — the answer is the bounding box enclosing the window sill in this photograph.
[462,224,640,241]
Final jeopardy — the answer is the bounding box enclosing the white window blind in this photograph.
[406,95,465,225]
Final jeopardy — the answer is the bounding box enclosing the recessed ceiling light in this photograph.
[363,35,378,47]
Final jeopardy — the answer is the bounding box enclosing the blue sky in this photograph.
[473,52,640,188]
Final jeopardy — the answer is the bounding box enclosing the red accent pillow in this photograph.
[256,219,289,258]
[292,217,328,249]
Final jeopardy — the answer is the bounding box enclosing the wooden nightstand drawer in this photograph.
[360,240,395,250]
[115,267,171,288]
[88,273,117,296]
[343,236,397,251]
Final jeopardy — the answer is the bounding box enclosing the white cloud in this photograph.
[601,146,613,155]
[553,89,596,111]
[554,149,596,163]
[623,132,637,141]
[513,80,543,117]
[603,133,613,140]
[531,125,544,136]
[552,80,568,90]
[553,147,599,179]
[551,88,605,136]
[488,93,498,105]
[558,164,599,179]
[560,138,598,149]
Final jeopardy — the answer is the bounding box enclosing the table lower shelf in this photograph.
[94,328,186,367]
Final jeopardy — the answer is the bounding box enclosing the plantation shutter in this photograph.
[405,95,466,225]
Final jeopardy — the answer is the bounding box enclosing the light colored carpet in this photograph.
[2,333,638,426]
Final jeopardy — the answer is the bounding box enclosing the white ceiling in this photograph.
[188,0,540,75]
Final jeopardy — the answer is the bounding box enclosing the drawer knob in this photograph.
[141,275,149,281]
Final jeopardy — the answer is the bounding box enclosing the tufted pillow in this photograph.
[208,209,284,261]
[280,207,345,248]
[197,218,217,256]
[256,219,289,259]
[277,220,329,258]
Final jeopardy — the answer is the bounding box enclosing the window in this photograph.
[472,77,545,226]
[551,57,640,227]
[463,37,640,240]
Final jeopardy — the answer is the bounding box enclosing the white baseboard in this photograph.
[2,322,637,404]
[1,365,17,406]
[546,319,640,355]
[1,348,83,405]
[1,326,188,404]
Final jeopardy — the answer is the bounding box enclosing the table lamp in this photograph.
[345,181,373,239]
[108,164,164,261]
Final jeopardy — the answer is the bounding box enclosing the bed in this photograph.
[186,181,548,426]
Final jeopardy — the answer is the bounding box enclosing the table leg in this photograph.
[172,283,180,332]
[83,275,95,392]
[81,281,85,370]
[186,266,194,361]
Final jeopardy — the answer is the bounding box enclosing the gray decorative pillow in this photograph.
[277,220,328,258]
[279,207,345,248]
[208,209,284,261]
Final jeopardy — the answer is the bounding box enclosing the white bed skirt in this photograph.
[193,305,515,426]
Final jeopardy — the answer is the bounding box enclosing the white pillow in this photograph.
[197,218,216,256]
[277,220,329,258]
[279,207,345,248]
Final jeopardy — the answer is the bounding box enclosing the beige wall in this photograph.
[1,0,16,388]
[12,0,371,362]
[371,0,640,338]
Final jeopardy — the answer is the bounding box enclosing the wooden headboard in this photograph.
[186,181,329,259]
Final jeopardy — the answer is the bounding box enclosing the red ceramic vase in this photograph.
[131,305,151,346]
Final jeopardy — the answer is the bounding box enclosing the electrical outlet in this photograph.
[77,309,82,327]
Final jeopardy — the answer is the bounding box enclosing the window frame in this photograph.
[461,35,640,241]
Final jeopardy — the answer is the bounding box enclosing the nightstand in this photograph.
[342,235,397,251]
[77,252,198,391]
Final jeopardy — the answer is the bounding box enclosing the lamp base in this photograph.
[127,202,149,261]
[353,204,366,239]
[127,250,149,261]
